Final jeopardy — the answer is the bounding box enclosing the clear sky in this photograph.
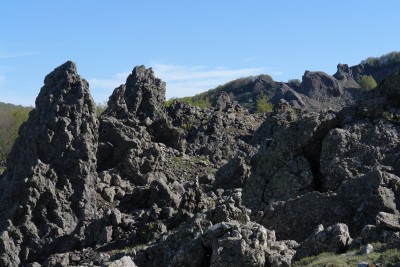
[1,1,399,106]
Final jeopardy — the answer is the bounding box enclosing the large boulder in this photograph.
[258,170,400,242]
[295,223,352,260]
[244,111,338,208]
[0,61,99,266]
[300,71,342,98]
[320,119,400,191]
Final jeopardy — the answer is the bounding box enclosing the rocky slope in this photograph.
[0,60,399,266]
[187,53,400,113]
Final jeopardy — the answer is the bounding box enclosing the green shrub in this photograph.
[361,51,400,67]
[165,97,177,108]
[259,74,273,83]
[96,101,107,117]
[0,104,31,162]
[359,75,377,91]
[256,92,274,114]
[192,97,211,109]
[288,79,301,86]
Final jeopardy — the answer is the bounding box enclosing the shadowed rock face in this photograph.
[0,61,99,266]
[1,61,400,266]
[104,65,166,121]
[300,71,342,98]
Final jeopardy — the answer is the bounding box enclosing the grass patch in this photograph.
[382,111,400,124]
[293,243,400,267]
[0,167,5,175]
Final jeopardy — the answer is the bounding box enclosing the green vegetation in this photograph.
[166,96,212,109]
[259,74,273,83]
[165,73,279,113]
[0,167,5,175]
[293,243,400,267]
[288,79,302,86]
[382,111,400,124]
[359,75,377,91]
[0,102,32,163]
[361,51,400,67]
[165,97,176,107]
[255,92,274,114]
[96,101,107,117]
[172,156,183,165]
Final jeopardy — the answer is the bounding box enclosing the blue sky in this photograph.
[1,1,399,106]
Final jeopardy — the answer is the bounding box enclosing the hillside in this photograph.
[0,102,31,166]
[0,56,399,266]
[175,51,400,113]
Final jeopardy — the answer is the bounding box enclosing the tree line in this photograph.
[0,102,31,164]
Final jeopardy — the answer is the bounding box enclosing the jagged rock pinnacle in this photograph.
[0,61,99,266]
[105,65,166,121]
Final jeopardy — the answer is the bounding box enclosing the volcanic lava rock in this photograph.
[295,223,352,260]
[0,61,99,266]
[300,71,342,98]
[103,65,166,121]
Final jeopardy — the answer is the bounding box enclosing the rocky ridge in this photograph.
[188,55,400,113]
[0,61,399,266]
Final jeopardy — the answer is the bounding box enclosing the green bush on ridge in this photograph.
[359,75,377,91]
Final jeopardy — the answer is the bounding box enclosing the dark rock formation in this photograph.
[0,61,99,266]
[295,223,352,260]
[243,72,400,248]
[300,71,342,98]
[103,65,166,121]
[179,57,400,114]
[1,59,400,266]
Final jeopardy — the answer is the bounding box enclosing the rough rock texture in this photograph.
[0,61,99,266]
[1,61,400,266]
[244,106,338,208]
[301,71,342,98]
[104,65,166,121]
[137,190,297,267]
[376,212,400,231]
[320,119,400,191]
[109,256,137,267]
[294,223,352,260]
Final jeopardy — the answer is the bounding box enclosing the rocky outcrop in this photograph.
[137,190,297,267]
[295,223,352,260]
[243,72,400,249]
[1,60,400,266]
[0,61,99,266]
[103,66,166,121]
[320,120,400,191]
[334,63,360,89]
[300,71,342,98]
[244,106,338,208]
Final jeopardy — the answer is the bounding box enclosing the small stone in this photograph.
[359,244,373,255]
[376,212,400,231]
[102,187,116,202]
[111,208,122,226]
[109,256,137,267]
[99,172,112,185]
[97,226,113,244]
[97,182,107,193]
[115,187,125,199]
[111,175,122,187]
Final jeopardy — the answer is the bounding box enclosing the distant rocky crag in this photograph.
[187,53,400,113]
[0,59,399,266]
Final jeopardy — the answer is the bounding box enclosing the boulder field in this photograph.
[0,61,399,266]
